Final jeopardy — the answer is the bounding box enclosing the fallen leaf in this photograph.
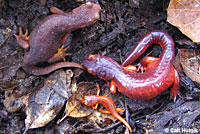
[178,49,200,84]
[167,0,200,42]
[25,70,73,131]
[88,110,117,127]
[4,89,29,113]
[57,82,96,123]
[3,75,39,112]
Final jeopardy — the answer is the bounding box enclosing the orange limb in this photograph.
[14,27,30,51]
[48,45,72,63]
[50,7,66,14]
[137,56,160,72]
[116,108,125,113]
[109,65,137,94]
[124,65,137,71]
[170,69,180,101]
[109,80,117,94]
[92,84,101,110]
[48,33,72,63]
[99,107,125,114]
[139,56,160,66]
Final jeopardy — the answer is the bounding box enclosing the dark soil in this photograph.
[0,0,199,134]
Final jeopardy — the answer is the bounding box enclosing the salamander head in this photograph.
[83,54,118,80]
[72,2,101,27]
[81,95,97,106]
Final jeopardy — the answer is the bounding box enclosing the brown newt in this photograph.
[15,2,101,75]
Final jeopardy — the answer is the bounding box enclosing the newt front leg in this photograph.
[14,27,30,51]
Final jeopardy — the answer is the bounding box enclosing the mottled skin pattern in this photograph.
[15,3,101,75]
[83,31,180,100]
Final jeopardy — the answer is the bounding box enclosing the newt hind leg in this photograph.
[137,56,160,72]
[170,69,180,101]
[99,107,125,114]
[48,33,72,63]
[14,27,30,51]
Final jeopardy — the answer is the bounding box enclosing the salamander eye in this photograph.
[94,57,100,64]
[96,67,106,79]
[99,70,106,78]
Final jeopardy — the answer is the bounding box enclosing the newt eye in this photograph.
[99,70,106,78]
[96,67,106,79]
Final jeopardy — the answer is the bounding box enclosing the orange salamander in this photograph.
[81,87,132,132]
[15,2,101,75]
[83,31,180,100]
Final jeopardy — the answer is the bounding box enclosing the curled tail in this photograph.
[111,111,132,132]
[23,62,83,75]
[122,31,174,67]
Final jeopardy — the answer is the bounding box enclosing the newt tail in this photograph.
[23,62,83,75]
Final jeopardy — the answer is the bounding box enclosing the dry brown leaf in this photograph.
[3,75,40,113]
[167,0,200,42]
[25,70,73,131]
[57,82,96,124]
[88,110,117,127]
[178,49,200,83]
[4,89,29,113]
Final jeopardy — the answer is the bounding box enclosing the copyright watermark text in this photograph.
[164,127,199,133]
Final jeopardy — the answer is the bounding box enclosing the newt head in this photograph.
[81,95,97,106]
[72,2,101,27]
[83,54,118,80]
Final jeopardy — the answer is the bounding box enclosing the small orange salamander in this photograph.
[81,91,132,132]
